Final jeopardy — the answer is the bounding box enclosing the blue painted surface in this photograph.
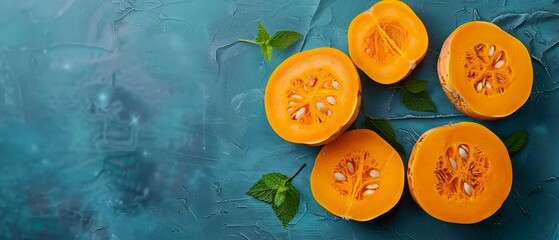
[0,0,558,239]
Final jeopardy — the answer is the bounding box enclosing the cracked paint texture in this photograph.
[0,0,558,239]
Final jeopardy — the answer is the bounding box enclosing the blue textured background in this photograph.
[0,0,558,239]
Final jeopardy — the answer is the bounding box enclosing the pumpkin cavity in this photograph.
[331,150,383,200]
[434,143,490,201]
[311,129,404,221]
[286,68,341,124]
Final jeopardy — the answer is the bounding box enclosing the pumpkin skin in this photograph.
[438,21,533,120]
[264,48,361,146]
[348,0,428,84]
[407,122,512,224]
[310,129,405,221]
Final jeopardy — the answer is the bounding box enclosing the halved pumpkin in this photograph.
[264,48,361,145]
[438,21,533,120]
[348,0,428,84]
[310,129,404,221]
[407,122,512,224]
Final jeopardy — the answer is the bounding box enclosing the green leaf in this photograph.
[239,22,303,62]
[362,116,405,157]
[403,80,428,93]
[247,173,288,203]
[401,90,436,112]
[260,44,273,62]
[274,186,288,207]
[256,21,270,43]
[247,165,305,228]
[262,173,288,188]
[269,31,302,50]
[245,180,276,203]
[504,131,528,154]
[272,187,299,228]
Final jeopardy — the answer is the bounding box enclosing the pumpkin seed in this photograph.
[334,172,346,181]
[363,189,376,196]
[332,80,339,90]
[347,162,355,174]
[458,145,468,159]
[495,60,505,69]
[449,157,458,170]
[366,184,379,190]
[316,101,326,111]
[326,96,336,105]
[369,169,380,178]
[488,45,495,57]
[463,182,472,196]
[294,107,306,120]
[476,82,483,92]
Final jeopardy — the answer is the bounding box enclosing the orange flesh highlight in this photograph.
[348,0,428,84]
[407,122,512,224]
[311,129,405,221]
[264,48,361,145]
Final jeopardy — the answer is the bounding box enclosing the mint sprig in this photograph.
[246,164,306,228]
[362,115,405,157]
[238,21,302,62]
[394,80,436,112]
[503,131,528,154]
[403,79,428,93]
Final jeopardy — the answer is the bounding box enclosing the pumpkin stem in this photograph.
[288,163,307,182]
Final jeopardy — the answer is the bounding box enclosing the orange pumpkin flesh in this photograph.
[438,21,533,120]
[264,48,361,146]
[348,0,428,84]
[407,122,512,224]
[310,129,404,221]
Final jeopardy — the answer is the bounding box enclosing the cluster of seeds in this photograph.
[464,43,512,96]
[286,69,340,124]
[332,150,382,200]
[434,144,489,200]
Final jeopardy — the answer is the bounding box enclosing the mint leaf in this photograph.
[402,90,436,112]
[263,173,288,189]
[362,115,405,157]
[269,31,302,50]
[274,186,289,207]
[246,173,288,203]
[246,180,276,203]
[272,187,299,228]
[246,164,306,228]
[256,21,270,43]
[239,22,303,62]
[261,44,273,62]
[504,131,528,154]
[403,80,428,93]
